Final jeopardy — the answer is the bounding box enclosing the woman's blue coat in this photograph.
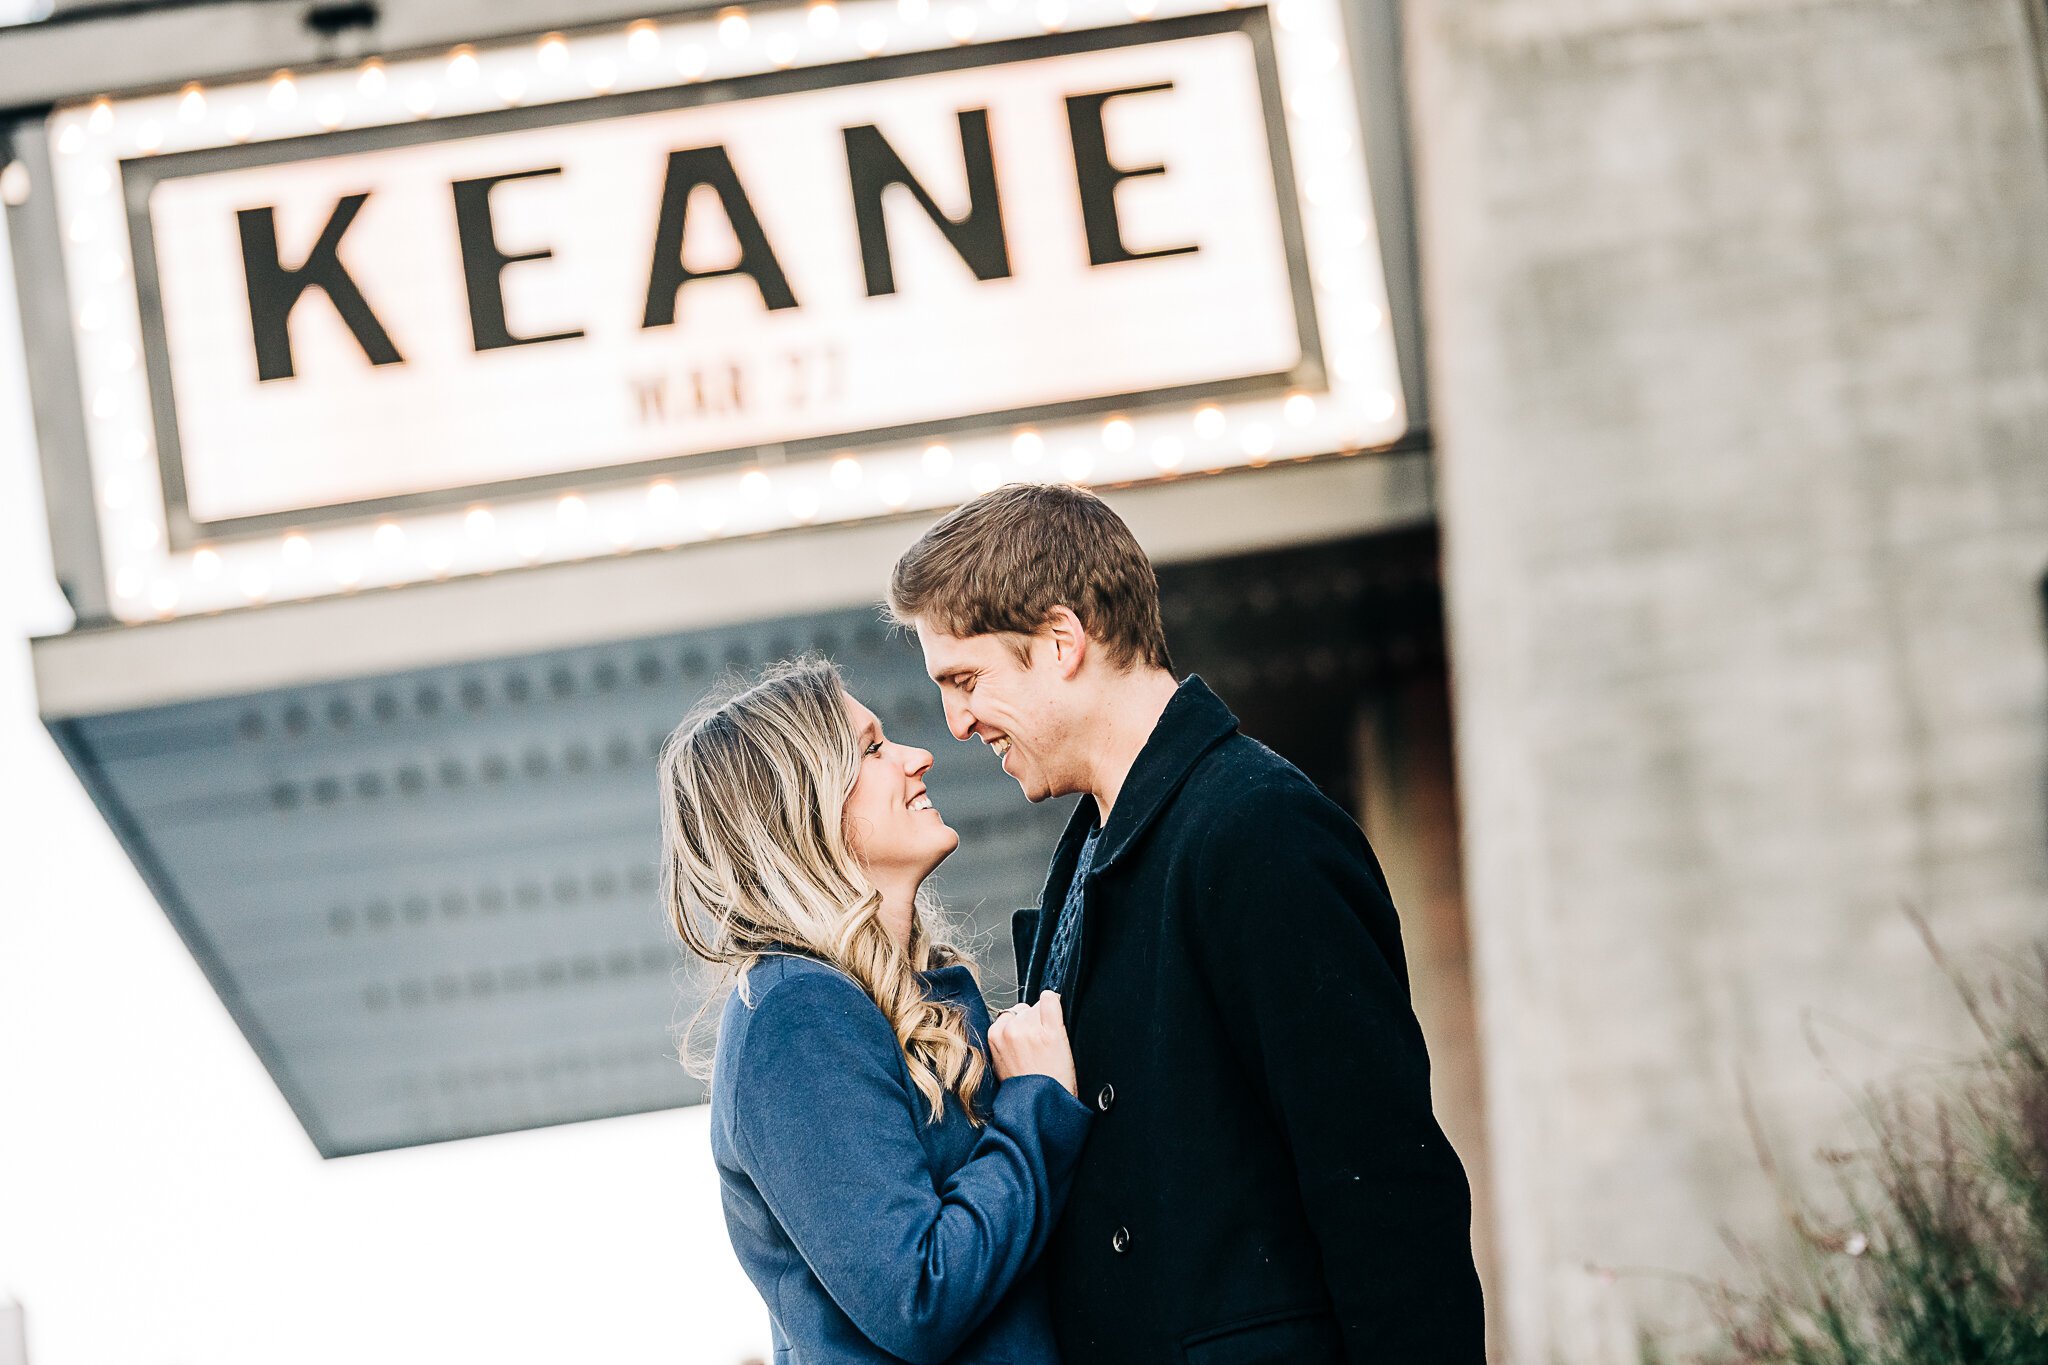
[710,952,1093,1364]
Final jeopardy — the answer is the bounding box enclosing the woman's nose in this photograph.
[905,747,934,776]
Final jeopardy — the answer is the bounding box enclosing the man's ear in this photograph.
[1045,606,1087,679]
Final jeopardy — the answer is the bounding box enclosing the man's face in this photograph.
[914,621,1075,803]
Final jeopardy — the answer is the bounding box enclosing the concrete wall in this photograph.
[1404,0,2048,1358]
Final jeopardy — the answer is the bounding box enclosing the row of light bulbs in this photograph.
[52,0,1347,160]
[122,387,1396,617]
[47,0,1398,622]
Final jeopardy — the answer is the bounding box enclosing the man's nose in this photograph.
[944,698,974,743]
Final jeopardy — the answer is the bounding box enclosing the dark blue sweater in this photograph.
[710,952,1092,1364]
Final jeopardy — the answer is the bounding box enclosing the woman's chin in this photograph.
[924,828,962,871]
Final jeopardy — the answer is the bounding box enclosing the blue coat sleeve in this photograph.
[730,971,1092,1365]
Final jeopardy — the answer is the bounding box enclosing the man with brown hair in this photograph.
[889,483,1484,1364]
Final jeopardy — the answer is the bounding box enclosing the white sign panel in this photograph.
[49,0,1402,620]
[143,26,1309,528]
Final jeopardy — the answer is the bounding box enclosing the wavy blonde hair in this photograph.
[657,656,987,1125]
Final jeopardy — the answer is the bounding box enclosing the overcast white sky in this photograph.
[0,188,770,1365]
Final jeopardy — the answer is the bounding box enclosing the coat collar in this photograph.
[1057,673,1240,876]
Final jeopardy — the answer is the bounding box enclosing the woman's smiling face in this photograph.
[839,691,959,884]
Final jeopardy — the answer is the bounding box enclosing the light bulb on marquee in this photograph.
[1302,36,1342,71]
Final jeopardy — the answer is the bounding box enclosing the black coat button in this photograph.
[1111,1226,1132,1254]
[1095,1083,1116,1113]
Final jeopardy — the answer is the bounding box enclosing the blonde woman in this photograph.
[659,657,1091,1365]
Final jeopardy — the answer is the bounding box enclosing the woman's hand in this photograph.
[988,991,1078,1098]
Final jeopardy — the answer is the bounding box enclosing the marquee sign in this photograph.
[44,0,1400,620]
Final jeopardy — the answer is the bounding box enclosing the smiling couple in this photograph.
[656,483,1485,1365]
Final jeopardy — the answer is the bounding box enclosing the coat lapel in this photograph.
[1092,674,1240,874]
[1020,675,1240,1006]
[1021,796,1099,1003]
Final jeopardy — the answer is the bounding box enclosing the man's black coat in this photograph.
[1011,676,1485,1364]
